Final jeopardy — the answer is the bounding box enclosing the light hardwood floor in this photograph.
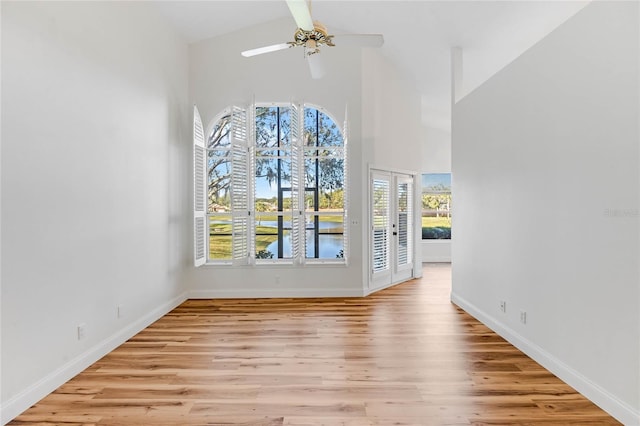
[10,264,620,425]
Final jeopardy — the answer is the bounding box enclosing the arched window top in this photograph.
[206,104,344,149]
[207,110,231,150]
[303,107,343,148]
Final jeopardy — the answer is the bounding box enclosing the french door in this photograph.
[370,170,415,290]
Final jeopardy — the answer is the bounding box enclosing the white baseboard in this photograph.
[189,288,364,299]
[451,291,640,426]
[1,292,189,425]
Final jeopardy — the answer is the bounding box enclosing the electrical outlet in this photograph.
[500,301,506,313]
[520,311,527,324]
[77,323,86,340]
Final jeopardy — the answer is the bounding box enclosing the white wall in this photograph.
[1,2,190,422]
[188,19,424,296]
[421,126,452,262]
[361,50,423,174]
[361,49,424,281]
[452,2,639,424]
[422,126,451,174]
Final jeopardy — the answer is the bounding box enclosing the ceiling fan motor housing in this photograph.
[290,21,335,53]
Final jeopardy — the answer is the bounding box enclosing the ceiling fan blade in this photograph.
[306,53,326,79]
[332,34,384,48]
[286,0,314,31]
[241,43,291,57]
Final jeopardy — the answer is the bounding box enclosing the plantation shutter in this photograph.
[342,106,350,263]
[193,105,207,267]
[290,101,304,264]
[396,176,413,266]
[247,101,256,264]
[372,173,391,274]
[231,106,250,265]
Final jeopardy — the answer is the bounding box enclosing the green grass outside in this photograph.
[422,216,451,228]
[209,216,451,258]
[207,214,345,259]
[209,224,278,259]
[209,235,232,259]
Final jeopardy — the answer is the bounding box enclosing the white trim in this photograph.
[202,261,347,268]
[369,165,417,178]
[189,288,363,299]
[0,292,188,425]
[450,291,640,426]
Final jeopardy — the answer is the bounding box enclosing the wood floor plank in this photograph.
[189,401,367,417]
[9,264,620,425]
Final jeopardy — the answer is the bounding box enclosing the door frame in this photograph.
[368,166,419,292]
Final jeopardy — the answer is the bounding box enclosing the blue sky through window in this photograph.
[422,173,451,191]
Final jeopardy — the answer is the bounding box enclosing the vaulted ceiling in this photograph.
[153,1,588,130]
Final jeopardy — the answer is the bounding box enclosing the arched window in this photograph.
[194,103,348,265]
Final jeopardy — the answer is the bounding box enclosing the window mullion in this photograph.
[314,109,320,259]
[277,107,284,259]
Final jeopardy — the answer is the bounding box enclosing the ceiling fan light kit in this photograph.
[240,0,383,79]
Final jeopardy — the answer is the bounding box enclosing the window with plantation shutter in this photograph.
[302,106,346,261]
[205,109,232,262]
[254,105,294,261]
[195,102,347,266]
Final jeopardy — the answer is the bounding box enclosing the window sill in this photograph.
[203,260,348,267]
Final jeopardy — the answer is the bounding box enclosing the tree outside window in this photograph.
[421,173,451,239]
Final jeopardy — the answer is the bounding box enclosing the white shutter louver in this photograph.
[231,106,250,265]
[372,176,390,274]
[247,102,256,264]
[193,105,207,267]
[397,178,413,266]
[407,182,413,265]
[290,102,304,264]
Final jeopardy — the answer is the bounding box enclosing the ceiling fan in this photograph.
[241,0,384,79]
